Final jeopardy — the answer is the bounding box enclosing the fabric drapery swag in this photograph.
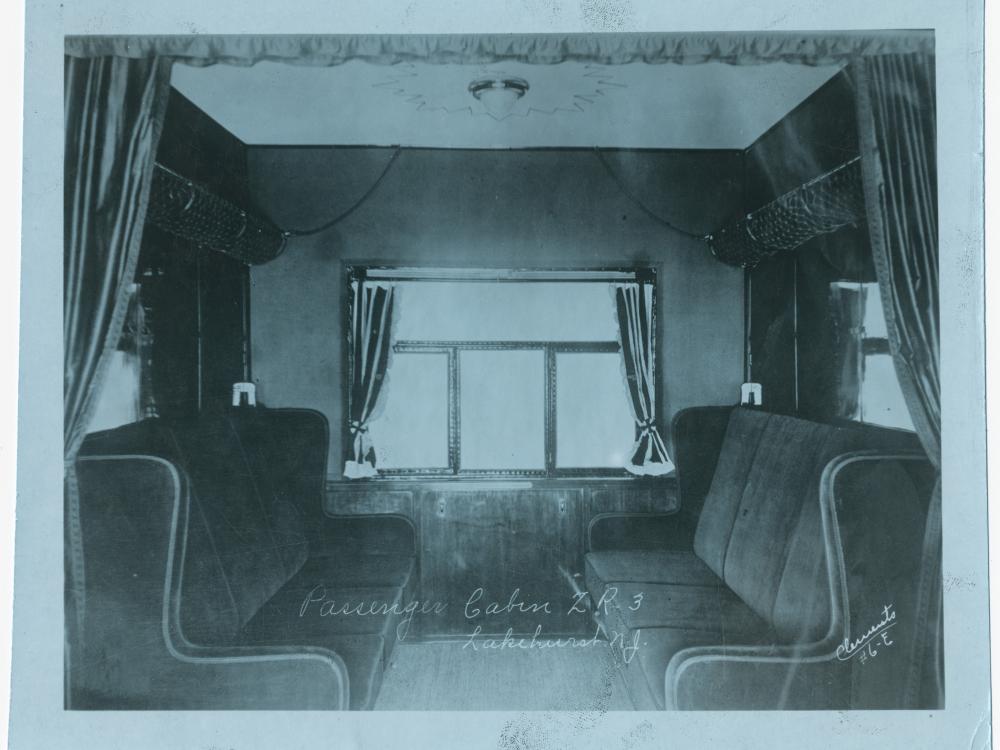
[65,31,933,68]
[64,54,172,631]
[855,51,941,709]
[344,281,396,479]
[613,282,674,476]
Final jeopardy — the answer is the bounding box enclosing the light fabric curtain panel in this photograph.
[344,281,396,478]
[64,54,172,459]
[613,282,674,476]
[63,53,172,636]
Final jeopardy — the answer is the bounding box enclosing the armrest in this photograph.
[822,449,939,710]
[665,644,848,710]
[156,642,349,710]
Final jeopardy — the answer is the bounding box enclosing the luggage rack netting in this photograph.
[146,163,287,265]
[707,156,865,269]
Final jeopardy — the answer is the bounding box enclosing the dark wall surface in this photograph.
[246,146,747,476]
[137,90,251,419]
[325,479,679,637]
[744,71,859,211]
[745,71,875,420]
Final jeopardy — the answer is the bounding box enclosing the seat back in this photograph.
[229,407,330,543]
[692,408,920,643]
[167,413,310,643]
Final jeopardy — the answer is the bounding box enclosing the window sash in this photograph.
[379,340,627,477]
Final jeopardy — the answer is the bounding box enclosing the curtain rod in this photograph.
[363,268,643,282]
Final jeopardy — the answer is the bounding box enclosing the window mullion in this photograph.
[449,346,460,474]
[544,346,556,476]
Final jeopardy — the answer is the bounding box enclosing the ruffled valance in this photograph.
[64,31,934,68]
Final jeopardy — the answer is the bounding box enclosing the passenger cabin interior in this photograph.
[65,32,942,711]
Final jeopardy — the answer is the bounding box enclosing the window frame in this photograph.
[829,279,914,431]
[343,264,659,481]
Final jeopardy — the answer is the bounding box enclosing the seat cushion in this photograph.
[242,571,409,710]
[272,554,418,655]
[600,582,770,639]
[585,550,722,595]
[246,578,407,640]
[315,515,417,558]
[299,553,415,590]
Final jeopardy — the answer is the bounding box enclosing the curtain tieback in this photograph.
[637,419,658,434]
[349,420,374,465]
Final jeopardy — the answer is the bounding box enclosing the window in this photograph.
[830,281,914,430]
[357,269,646,476]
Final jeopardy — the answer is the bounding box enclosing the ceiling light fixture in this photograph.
[468,76,530,120]
[373,64,625,121]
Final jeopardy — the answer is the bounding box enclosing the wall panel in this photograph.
[325,480,679,637]
[249,147,747,476]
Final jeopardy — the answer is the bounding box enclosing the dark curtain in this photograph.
[614,282,674,476]
[855,52,941,708]
[64,54,172,634]
[344,281,395,478]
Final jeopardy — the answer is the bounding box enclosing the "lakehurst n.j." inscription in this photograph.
[299,584,645,662]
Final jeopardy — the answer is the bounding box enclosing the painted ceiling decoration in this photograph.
[170,59,844,149]
[372,63,628,121]
[113,11,931,149]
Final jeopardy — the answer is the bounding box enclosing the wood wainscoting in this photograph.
[324,479,677,638]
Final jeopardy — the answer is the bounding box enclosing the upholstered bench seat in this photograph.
[586,558,771,709]
[584,406,931,710]
[71,409,417,710]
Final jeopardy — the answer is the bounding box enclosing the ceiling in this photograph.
[170,59,843,150]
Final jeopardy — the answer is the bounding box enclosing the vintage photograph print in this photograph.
[60,30,948,714]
